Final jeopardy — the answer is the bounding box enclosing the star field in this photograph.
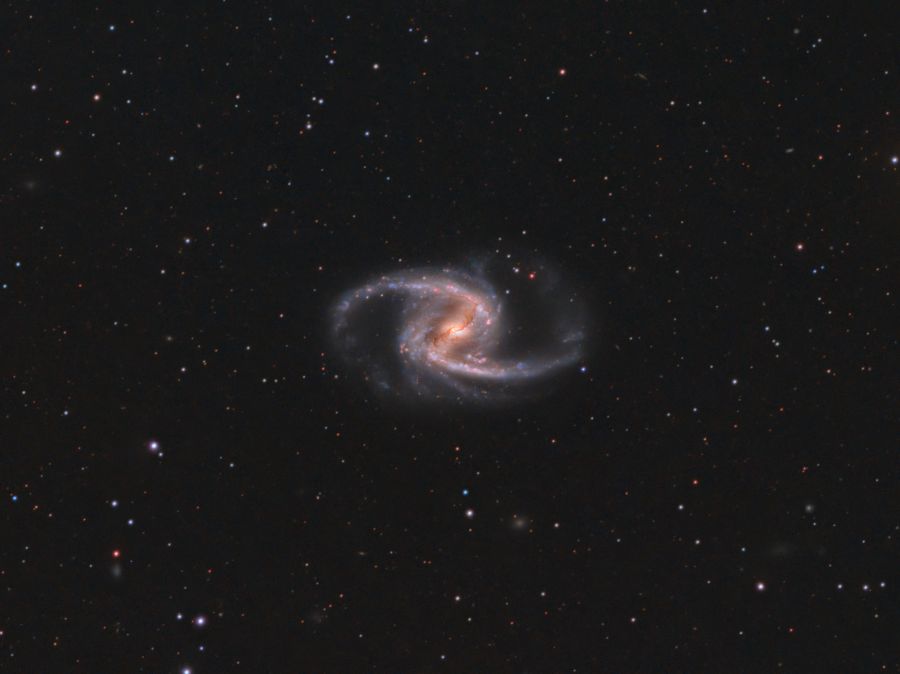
[2,2,897,672]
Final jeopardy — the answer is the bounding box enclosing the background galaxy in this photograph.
[3,2,898,673]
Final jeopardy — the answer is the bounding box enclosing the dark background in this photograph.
[2,1,897,672]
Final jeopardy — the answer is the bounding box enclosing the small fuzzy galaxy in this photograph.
[332,261,585,402]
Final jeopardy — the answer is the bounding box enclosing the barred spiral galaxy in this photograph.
[332,266,584,402]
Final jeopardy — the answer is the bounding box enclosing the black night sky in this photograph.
[3,2,898,672]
